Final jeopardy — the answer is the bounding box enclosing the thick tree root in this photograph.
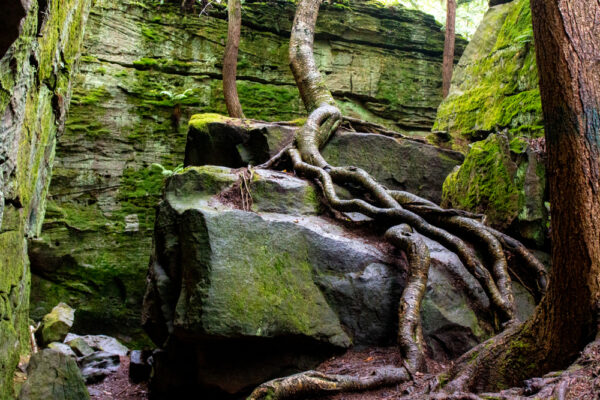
[247,368,410,400]
[385,224,430,373]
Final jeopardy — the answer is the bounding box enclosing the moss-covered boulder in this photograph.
[36,303,75,346]
[18,349,89,400]
[184,114,464,204]
[433,0,542,150]
[141,165,538,397]
[442,134,548,247]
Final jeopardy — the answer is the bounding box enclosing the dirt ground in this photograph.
[86,341,600,399]
[87,356,148,400]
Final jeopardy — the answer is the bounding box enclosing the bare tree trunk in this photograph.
[441,0,456,98]
[444,0,600,392]
[223,0,244,118]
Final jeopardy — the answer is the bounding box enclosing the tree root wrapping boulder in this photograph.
[142,165,536,398]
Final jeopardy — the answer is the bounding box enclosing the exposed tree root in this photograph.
[246,0,549,397]
[248,368,410,400]
[385,224,430,373]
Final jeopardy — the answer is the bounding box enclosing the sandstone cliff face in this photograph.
[433,0,541,150]
[435,0,548,247]
[0,0,92,397]
[30,0,464,345]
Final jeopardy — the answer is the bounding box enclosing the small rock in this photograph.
[18,349,89,400]
[47,342,77,358]
[36,303,75,346]
[79,351,120,384]
[65,334,128,356]
[68,337,95,357]
[129,350,152,383]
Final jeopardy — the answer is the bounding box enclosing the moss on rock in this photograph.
[442,134,548,246]
[433,0,542,151]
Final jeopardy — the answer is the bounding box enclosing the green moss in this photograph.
[188,113,231,132]
[117,167,166,231]
[214,81,303,122]
[141,26,162,42]
[434,0,542,150]
[71,86,112,106]
[132,57,159,68]
[442,134,520,228]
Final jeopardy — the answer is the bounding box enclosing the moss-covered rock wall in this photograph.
[433,0,541,150]
[0,0,92,397]
[435,0,549,247]
[29,0,464,347]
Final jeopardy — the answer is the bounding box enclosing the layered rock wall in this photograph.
[30,0,465,345]
[0,0,91,397]
[433,0,541,150]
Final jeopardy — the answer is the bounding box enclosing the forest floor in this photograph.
[85,341,600,399]
[87,357,148,400]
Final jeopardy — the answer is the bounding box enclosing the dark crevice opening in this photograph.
[37,0,49,36]
[0,1,27,60]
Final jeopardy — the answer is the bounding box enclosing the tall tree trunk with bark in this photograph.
[441,0,456,98]
[444,0,600,392]
[223,0,244,118]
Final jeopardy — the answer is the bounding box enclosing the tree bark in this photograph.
[444,0,600,392]
[441,0,456,98]
[528,0,600,370]
[223,0,244,118]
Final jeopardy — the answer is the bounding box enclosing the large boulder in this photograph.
[36,303,75,347]
[18,349,89,400]
[184,114,464,203]
[142,165,534,397]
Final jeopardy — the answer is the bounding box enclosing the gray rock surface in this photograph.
[46,342,77,358]
[78,351,121,384]
[65,334,129,357]
[18,349,89,400]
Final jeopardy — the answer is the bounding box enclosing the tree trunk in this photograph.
[529,0,600,369]
[444,0,600,392]
[223,0,244,118]
[441,0,456,98]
